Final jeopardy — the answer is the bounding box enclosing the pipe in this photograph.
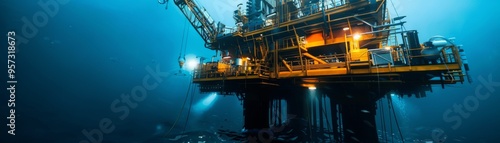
[322,0,329,38]
[373,21,406,28]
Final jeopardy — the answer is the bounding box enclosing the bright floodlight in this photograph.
[308,86,317,90]
[186,58,199,70]
[353,33,361,40]
[343,27,350,31]
[184,54,199,71]
[202,93,217,106]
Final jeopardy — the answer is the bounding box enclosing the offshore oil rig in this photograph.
[158,0,471,142]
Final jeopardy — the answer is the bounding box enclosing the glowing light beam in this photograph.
[193,93,218,115]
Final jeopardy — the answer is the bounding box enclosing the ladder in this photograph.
[443,70,464,83]
[258,59,271,80]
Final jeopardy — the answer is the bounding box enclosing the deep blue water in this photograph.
[1,0,500,142]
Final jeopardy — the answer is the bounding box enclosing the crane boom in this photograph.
[166,0,219,48]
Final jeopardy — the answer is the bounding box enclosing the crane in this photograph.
[159,0,219,49]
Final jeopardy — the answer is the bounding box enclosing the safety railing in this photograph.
[275,36,299,50]
[193,60,262,80]
[278,53,348,72]
[404,45,460,65]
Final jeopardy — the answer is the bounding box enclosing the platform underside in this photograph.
[195,63,463,97]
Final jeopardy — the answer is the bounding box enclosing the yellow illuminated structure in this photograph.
[160,0,471,142]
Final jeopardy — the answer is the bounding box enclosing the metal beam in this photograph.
[281,59,293,72]
[303,53,328,64]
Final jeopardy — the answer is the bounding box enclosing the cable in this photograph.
[380,99,387,143]
[176,19,189,72]
[374,51,387,143]
[389,0,399,17]
[182,82,196,132]
[387,96,393,143]
[179,19,188,58]
[389,96,405,143]
[163,78,193,137]
[183,22,189,58]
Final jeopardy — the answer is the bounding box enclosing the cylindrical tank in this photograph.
[407,30,420,50]
[431,40,448,47]
[406,30,423,64]
[421,38,449,60]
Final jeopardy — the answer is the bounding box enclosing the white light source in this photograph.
[186,59,199,70]
[343,27,350,31]
[308,86,316,90]
[353,33,361,40]
[185,54,199,71]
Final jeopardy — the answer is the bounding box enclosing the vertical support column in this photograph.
[284,88,311,141]
[286,89,308,120]
[269,99,274,125]
[243,90,270,130]
[340,93,378,143]
[329,94,341,142]
[278,99,282,126]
